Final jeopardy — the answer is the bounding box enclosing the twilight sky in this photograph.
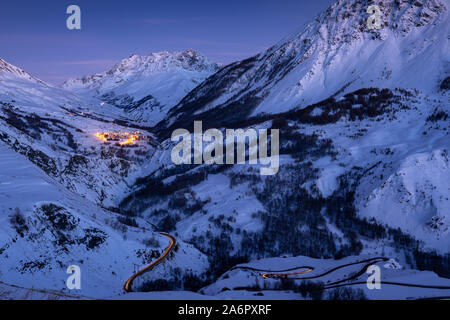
[0,0,334,84]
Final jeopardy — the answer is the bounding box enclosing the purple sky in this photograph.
[1,0,335,84]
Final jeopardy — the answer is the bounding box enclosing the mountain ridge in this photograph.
[62,49,221,126]
[156,0,449,136]
[0,58,43,83]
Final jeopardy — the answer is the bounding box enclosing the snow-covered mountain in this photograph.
[0,139,209,298]
[118,0,450,294]
[0,58,42,83]
[0,58,128,122]
[0,58,209,297]
[0,57,149,207]
[1,0,450,300]
[63,49,221,126]
[157,0,448,135]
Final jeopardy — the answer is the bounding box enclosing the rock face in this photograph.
[63,49,221,126]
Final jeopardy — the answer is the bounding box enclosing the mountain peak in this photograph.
[278,0,448,50]
[0,58,41,82]
[62,50,221,126]
[63,49,220,89]
[158,0,449,132]
[108,49,220,76]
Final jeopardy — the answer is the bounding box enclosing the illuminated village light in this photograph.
[94,130,144,145]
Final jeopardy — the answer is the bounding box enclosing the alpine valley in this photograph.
[0,0,449,300]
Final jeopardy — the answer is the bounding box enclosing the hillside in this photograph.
[63,49,220,126]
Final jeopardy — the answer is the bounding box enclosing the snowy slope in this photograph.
[122,88,450,295]
[0,58,43,83]
[359,149,450,245]
[127,0,450,253]
[0,58,210,298]
[302,90,450,251]
[157,0,449,135]
[0,140,158,298]
[0,281,89,300]
[0,57,156,207]
[63,49,220,126]
[0,139,208,298]
[0,58,125,120]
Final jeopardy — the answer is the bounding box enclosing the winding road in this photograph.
[122,236,450,299]
[123,232,176,293]
[233,257,388,284]
[233,256,450,298]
